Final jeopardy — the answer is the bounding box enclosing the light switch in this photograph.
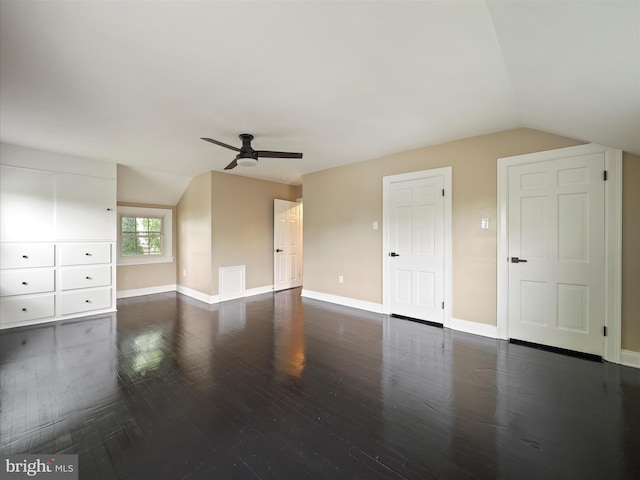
[372,221,378,230]
[481,218,489,229]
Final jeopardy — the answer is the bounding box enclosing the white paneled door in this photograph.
[274,199,302,291]
[508,153,605,355]
[386,173,445,324]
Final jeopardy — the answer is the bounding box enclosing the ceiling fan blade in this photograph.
[224,159,238,170]
[201,137,241,152]
[255,150,303,159]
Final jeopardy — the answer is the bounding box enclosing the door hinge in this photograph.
[603,326,607,336]
[603,170,608,181]
[442,188,445,197]
[441,301,445,309]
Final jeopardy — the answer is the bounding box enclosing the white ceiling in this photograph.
[1,1,638,186]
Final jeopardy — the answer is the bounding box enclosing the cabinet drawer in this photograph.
[0,244,55,269]
[0,295,55,324]
[60,243,111,266]
[61,265,111,291]
[0,269,55,296]
[60,288,112,315]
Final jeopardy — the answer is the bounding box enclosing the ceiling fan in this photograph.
[201,134,303,170]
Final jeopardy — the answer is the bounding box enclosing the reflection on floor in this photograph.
[1,288,638,479]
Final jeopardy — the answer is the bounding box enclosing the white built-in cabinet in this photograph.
[55,174,116,240]
[0,166,55,241]
[0,143,117,329]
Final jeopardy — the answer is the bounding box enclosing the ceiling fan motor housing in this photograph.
[239,133,254,144]
[237,134,258,166]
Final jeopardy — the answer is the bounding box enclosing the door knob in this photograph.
[275,249,283,253]
[511,257,528,263]
[389,252,400,257]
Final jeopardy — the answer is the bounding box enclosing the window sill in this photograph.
[117,256,175,267]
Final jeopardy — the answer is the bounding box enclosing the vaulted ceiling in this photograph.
[1,1,638,185]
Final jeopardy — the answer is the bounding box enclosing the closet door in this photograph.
[0,166,55,242]
[55,173,116,241]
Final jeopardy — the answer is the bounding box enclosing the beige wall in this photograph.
[177,172,213,294]
[176,171,297,296]
[304,128,639,351]
[116,202,177,292]
[211,173,297,293]
[622,153,640,352]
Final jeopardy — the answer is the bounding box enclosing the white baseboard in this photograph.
[620,349,640,369]
[117,284,177,299]
[246,285,274,296]
[176,284,274,305]
[450,317,498,339]
[176,285,219,304]
[301,289,383,314]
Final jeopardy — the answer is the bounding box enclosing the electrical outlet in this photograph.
[372,221,378,230]
[183,269,187,277]
[339,275,344,284]
[481,218,489,229]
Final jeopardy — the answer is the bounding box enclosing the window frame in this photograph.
[117,206,174,266]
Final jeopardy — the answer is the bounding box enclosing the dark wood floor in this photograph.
[1,288,638,479]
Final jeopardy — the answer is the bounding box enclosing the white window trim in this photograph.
[117,206,174,266]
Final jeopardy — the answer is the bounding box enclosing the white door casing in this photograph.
[274,199,302,291]
[383,168,452,326]
[497,144,622,362]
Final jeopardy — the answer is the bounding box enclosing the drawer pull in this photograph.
[21,308,27,312]
[85,252,92,256]
[21,281,28,285]
[86,276,92,280]
[22,255,28,259]
[85,300,91,303]
[107,208,113,211]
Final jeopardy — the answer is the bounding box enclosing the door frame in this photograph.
[382,167,452,327]
[497,143,622,363]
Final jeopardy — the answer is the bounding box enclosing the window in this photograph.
[117,206,173,265]
[121,216,163,256]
